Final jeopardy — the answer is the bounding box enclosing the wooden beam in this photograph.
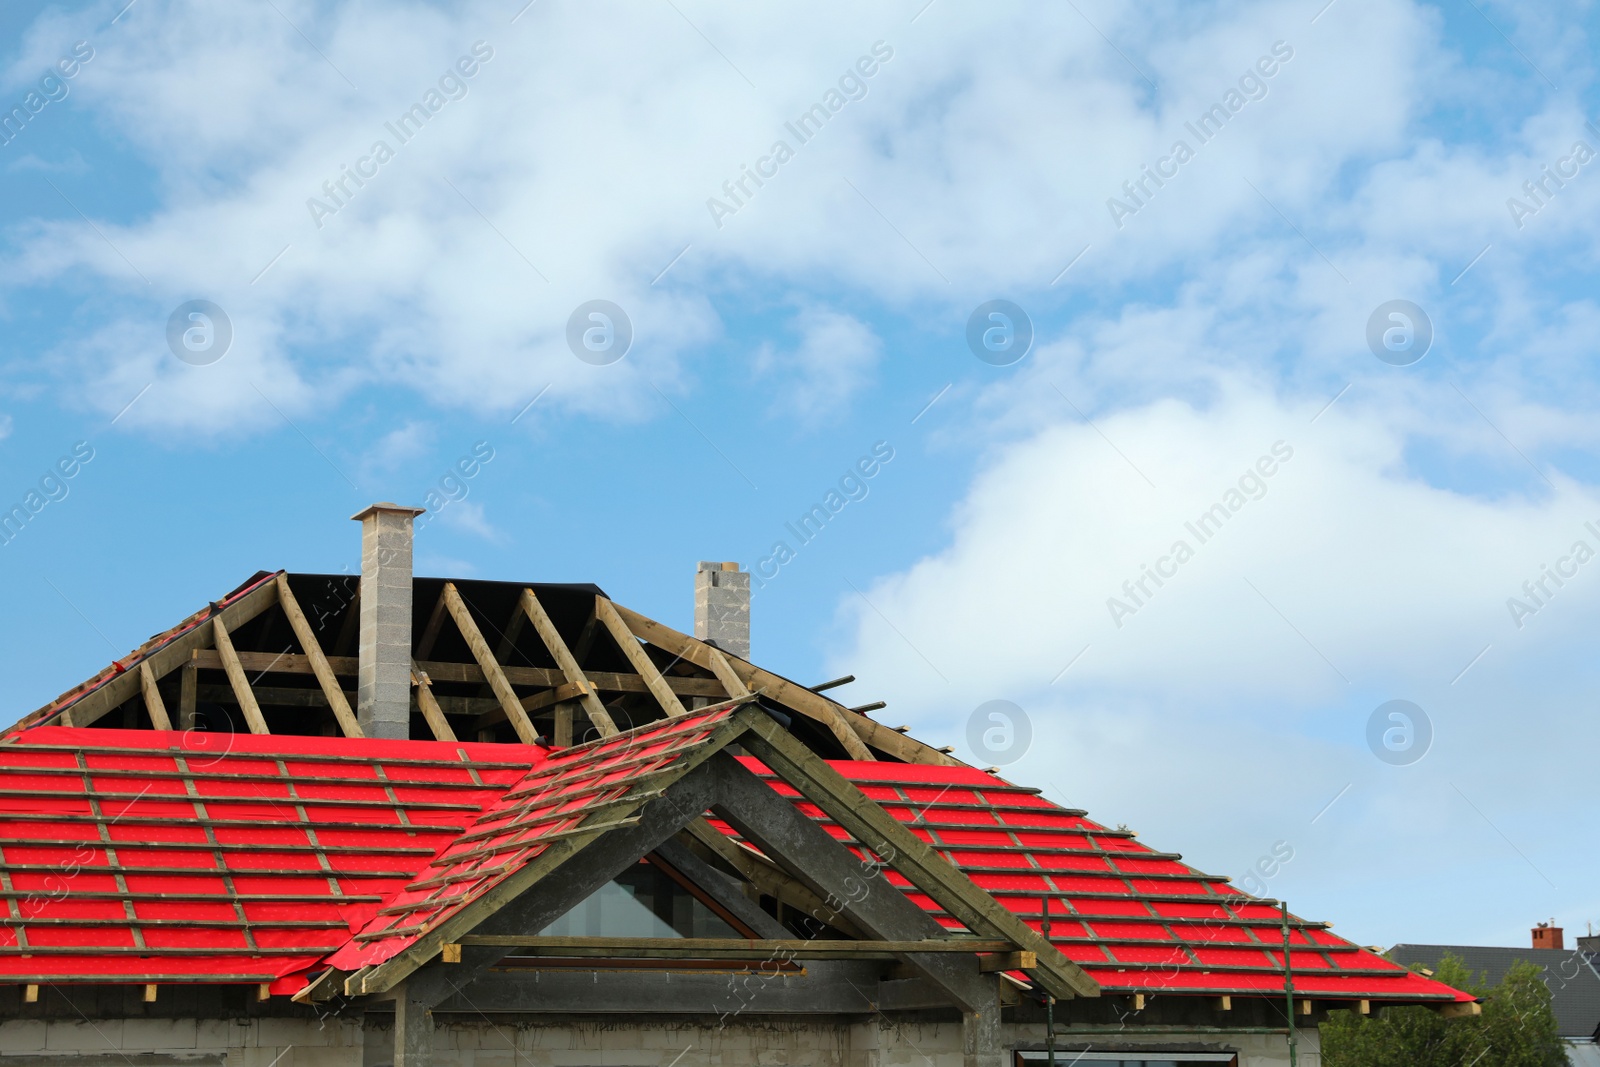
[612,604,897,763]
[454,935,1015,959]
[519,588,617,737]
[212,617,268,735]
[595,597,686,718]
[705,646,751,698]
[1440,1002,1482,1018]
[442,583,537,745]
[276,574,363,738]
[184,648,727,698]
[978,950,1036,972]
[692,820,874,939]
[1218,994,1233,1011]
[1358,999,1370,1015]
[177,664,197,730]
[23,984,37,1003]
[347,713,755,998]
[553,703,574,748]
[139,662,171,732]
[737,711,1098,1000]
[35,573,280,729]
[411,666,457,743]
[440,943,461,964]
[143,984,158,1003]
[415,588,450,660]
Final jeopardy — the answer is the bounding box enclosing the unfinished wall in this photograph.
[0,1012,1319,1067]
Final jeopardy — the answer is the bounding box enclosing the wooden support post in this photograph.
[441,583,538,745]
[177,664,197,730]
[23,984,37,1003]
[595,597,686,718]
[1134,993,1147,1011]
[411,667,457,743]
[518,588,617,737]
[212,618,269,735]
[1300,998,1312,1015]
[1358,999,1370,1015]
[553,703,574,748]
[139,662,172,732]
[276,574,363,738]
[143,984,157,1003]
[1218,994,1233,1011]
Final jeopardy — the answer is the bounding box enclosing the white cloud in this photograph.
[753,306,880,419]
[828,379,1600,943]
[5,0,1526,433]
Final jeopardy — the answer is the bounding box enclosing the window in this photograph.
[537,859,742,939]
[1016,1053,1238,1066]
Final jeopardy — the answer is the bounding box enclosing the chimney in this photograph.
[352,503,425,739]
[1533,921,1564,951]
[695,561,749,660]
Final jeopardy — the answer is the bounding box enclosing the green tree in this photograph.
[1321,953,1567,1067]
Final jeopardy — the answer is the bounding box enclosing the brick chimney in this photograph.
[695,561,749,660]
[352,503,425,739]
[1533,921,1564,951]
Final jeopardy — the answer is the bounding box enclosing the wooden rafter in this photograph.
[681,821,866,939]
[518,588,617,737]
[138,663,171,732]
[276,574,363,738]
[211,618,268,735]
[411,666,457,743]
[25,573,282,730]
[608,604,934,764]
[414,588,450,660]
[736,710,1098,1000]
[441,583,537,745]
[594,597,686,718]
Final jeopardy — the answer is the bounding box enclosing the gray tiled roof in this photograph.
[1390,944,1600,1039]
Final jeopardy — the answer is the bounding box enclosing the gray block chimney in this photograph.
[352,503,425,739]
[695,561,750,660]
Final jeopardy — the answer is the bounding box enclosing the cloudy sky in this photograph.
[1,0,1598,951]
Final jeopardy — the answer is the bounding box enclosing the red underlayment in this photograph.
[0,718,1472,1004]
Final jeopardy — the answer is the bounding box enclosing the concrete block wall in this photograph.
[0,1013,1316,1066]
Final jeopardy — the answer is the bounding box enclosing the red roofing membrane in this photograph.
[0,724,1471,1003]
[732,758,1473,1003]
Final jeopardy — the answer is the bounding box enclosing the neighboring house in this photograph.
[0,504,1474,1067]
[1391,931,1600,1066]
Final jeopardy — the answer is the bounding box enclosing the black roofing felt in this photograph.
[1390,944,1600,1038]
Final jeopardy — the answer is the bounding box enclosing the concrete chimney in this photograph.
[1533,921,1564,951]
[695,561,749,660]
[352,503,425,739]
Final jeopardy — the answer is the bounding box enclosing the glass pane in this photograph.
[537,861,741,939]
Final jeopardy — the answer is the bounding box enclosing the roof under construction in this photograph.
[0,566,1472,1013]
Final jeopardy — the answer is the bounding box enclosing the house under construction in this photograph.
[0,503,1475,1066]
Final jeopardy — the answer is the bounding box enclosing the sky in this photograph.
[0,0,1598,954]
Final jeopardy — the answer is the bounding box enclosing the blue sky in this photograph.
[2,0,1599,952]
